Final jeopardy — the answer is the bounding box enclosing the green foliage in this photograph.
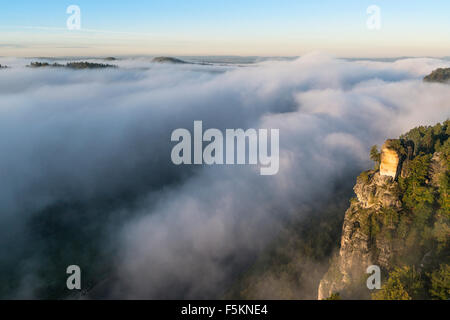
[432,213,450,251]
[439,137,450,159]
[397,213,412,239]
[370,145,381,170]
[358,210,372,236]
[401,120,449,156]
[429,264,450,300]
[382,208,400,228]
[385,139,407,158]
[372,266,425,300]
[29,62,64,68]
[367,121,450,300]
[399,154,434,210]
[438,169,450,216]
[66,62,117,69]
[365,121,450,300]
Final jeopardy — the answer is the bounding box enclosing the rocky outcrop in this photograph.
[424,68,450,83]
[317,169,402,300]
[318,132,449,300]
[28,61,117,69]
[429,152,446,187]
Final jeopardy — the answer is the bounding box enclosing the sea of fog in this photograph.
[0,53,449,299]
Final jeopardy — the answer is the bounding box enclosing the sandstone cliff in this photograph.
[318,121,449,300]
[317,170,403,299]
[379,140,401,179]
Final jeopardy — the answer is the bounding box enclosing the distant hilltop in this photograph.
[28,61,117,69]
[152,56,188,64]
[424,68,450,83]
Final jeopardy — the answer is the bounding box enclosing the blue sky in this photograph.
[1,0,450,57]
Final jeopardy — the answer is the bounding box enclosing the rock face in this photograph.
[317,170,402,300]
[429,152,447,187]
[380,141,401,179]
[353,172,402,209]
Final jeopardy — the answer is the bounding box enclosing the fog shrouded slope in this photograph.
[0,54,449,299]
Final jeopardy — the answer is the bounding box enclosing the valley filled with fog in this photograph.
[0,53,449,298]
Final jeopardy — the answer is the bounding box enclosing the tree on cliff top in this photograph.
[370,145,381,170]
